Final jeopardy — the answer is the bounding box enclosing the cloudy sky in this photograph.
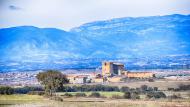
[0,0,190,31]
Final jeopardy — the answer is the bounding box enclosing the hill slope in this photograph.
[71,14,190,58]
[0,14,190,72]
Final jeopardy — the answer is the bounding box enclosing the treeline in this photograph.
[0,85,158,95]
[58,84,158,93]
[1,84,189,97]
[0,86,14,95]
[168,84,190,91]
[0,86,44,95]
[59,85,120,92]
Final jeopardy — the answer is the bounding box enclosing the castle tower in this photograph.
[102,62,113,76]
[102,61,125,76]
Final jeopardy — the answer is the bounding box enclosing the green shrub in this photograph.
[120,86,129,92]
[178,84,190,91]
[153,87,158,91]
[147,87,153,91]
[0,86,14,95]
[123,92,131,99]
[111,95,123,99]
[50,96,63,102]
[168,88,175,91]
[75,93,87,97]
[61,85,120,92]
[168,94,181,99]
[148,79,154,82]
[64,93,73,97]
[157,92,166,98]
[131,92,140,99]
[27,91,45,95]
[140,85,148,91]
[146,91,166,99]
[14,86,44,94]
[89,92,101,98]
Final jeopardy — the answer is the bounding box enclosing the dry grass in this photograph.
[1,80,190,107]
[106,80,190,90]
[0,94,190,107]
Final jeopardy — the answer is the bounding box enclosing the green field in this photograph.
[0,94,190,107]
[57,91,124,98]
[0,94,45,107]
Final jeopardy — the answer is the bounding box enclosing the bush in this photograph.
[120,86,130,92]
[140,85,148,91]
[147,87,153,91]
[64,93,73,97]
[75,93,87,97]
[168,94,181,99]
[131,92,140,99]
[123,92,131,99]
[0,86,14,95]
[59,85,120,92]
[111,95,123,99]
[50,96,63,102]
[148,79,154,82]
[89,92,101,98]
[168,88,175,91]
[157,92,166,98]
[146,91,166,99]
[153,87,158,91]
[14,86,44,94]
[178,84,190,91]
[27,91,45,95]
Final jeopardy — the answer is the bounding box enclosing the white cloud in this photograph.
[0,0,190,31]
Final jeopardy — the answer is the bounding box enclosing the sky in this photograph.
[0,0,190,31]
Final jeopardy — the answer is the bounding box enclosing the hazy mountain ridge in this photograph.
[71,14,190,58]
[0,26,84,61]
[0,14,190,72]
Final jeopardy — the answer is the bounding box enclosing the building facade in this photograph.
[66,61,155,84]
[124,71,155,78]
[102,61,154,79]
[102,62,124,76]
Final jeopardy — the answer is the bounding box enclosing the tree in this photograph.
[36,70,69,96]
[89,92,101,98]
[0,86,14,95]
[123,92,131,99]
[121,86,129,92]
[146,91,166,99]
[153,87,158,91]
[131,92,140,99]
[140,85,148,91]
[75,93,87,97]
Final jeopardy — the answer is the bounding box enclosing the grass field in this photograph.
[0,80,190,107]
[0,94,190,107]
[0,94,45,107]
[57,91,124,98]
[65,80,190,91]
[105,80,190,90]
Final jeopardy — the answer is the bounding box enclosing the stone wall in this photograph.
[125,72,154,78]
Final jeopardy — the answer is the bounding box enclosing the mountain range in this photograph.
[0,14,190,72]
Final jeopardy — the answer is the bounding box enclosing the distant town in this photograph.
[1,61,190,86]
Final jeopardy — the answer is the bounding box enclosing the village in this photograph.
[1,61,190,87]
[66,61,155,84]
[1,61,190,107]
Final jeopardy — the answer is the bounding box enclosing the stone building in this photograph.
[124,71,155,78]
[66,61,155,84]
[102,62,124,76]
[73,76,87,84]
[102,61,154,79]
